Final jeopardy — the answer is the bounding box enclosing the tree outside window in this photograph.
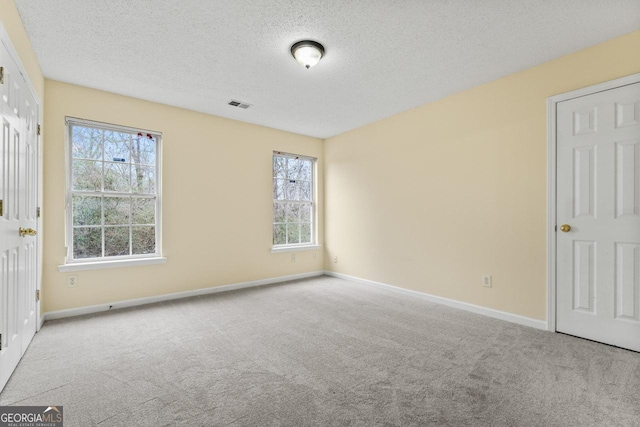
[67,119,160,261]
[273,152,315,246]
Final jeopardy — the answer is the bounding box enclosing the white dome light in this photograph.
[291,40,325,69]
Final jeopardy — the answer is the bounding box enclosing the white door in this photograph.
[556,81,640,352]
[0,40,39,391]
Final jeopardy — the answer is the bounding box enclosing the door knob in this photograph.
[19,227,37,237]
[560,224,571,233]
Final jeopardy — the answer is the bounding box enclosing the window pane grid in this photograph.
[69,121,159,261]
[73,224,157,228]
[272,153,315,246]
[72,157,155,167]
[72,191,156,198]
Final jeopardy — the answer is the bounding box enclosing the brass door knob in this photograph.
[560,224,571,233]
[19,227,37,237]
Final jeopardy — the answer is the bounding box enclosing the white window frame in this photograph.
[60,117,164,271]
[272,151,319,252]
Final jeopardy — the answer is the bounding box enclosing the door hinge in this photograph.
[36,290,40,302]
[0,199,3,216]
[0,67,4,84]
[37,124,41,136]
[0,333,2,351]
[37,207,41,218]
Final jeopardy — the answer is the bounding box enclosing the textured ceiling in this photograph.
[15,0,640,138]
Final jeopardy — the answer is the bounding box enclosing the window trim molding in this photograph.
[63,117,163,265]
[270,244,321,254]
[58,257,167,272]
[272,151,317,249]
[65,116,160,138]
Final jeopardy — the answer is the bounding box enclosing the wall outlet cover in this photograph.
[482,274,492,288]
[67,275,78,288]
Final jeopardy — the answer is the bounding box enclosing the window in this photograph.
[65,118,161,264]
[273,152,316,248]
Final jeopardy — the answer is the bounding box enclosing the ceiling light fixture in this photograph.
[290,40,325,69]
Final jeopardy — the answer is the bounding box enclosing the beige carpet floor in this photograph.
[1,276,639,426]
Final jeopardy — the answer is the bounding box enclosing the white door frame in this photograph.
[546,72,640,332]
[0,21,42,331]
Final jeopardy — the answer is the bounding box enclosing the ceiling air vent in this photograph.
[228,100,252,109]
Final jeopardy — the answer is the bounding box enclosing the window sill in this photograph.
[58,257,167,272]
[271,244,321,254]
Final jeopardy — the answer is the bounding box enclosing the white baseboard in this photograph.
[41,271,325,323]
[324,271,547,331]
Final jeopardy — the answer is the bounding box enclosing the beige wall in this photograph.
[43,80,324,312]
[324,30,640,321]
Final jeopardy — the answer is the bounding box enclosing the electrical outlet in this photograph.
[312,252,317,260]
[482,274,492,288]
[291,254,296,263]
[333,256,338,264]
[67,275,78,288]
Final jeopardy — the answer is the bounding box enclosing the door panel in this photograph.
[20,83,37,353]
[0,42,23,391]
[572,240,595,313]
[615,140,640,217]
[615,242,639,321]
[573,145,596,218]
[0,40,38,391]
[557,82,640,352]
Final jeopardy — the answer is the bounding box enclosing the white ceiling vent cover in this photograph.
[228,100,252,109]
